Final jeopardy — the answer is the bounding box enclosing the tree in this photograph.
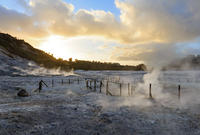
[69,58,72,62]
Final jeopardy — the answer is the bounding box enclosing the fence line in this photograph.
[6,75,184,100]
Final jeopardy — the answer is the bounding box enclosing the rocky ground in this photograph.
[0,75,200,135]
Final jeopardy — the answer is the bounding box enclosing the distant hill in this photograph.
[0,33,146,72]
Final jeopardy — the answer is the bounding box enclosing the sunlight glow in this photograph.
[39,35,76,60]
[38,35,128,64]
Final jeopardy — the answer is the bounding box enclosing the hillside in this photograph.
[0,33,70,71]
[0,33,146,72]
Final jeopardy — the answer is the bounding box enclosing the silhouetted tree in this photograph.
[69,58,72,62]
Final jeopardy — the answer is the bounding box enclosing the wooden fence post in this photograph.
[77,78,79,84]
[52,80,54,87]
[90,81,92,88]
[106,81,108,95]
[120,83,122,96]
[128,83,130,96]
[86,80,89,88]
[94,80,96,91]
[178,85,181,100]
[149,83,152,98]
[100,81,102,93]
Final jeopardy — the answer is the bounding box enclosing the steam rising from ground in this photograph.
[137,70,169,100]
[81,70,200,109]
[14,62,74,76]
[9,60,200,109]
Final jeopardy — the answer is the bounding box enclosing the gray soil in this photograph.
[0,76,200,135]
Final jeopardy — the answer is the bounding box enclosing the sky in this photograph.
[0,0,200,66]
[64,0,120,16]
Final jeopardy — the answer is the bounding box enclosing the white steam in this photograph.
[14,62,74,76]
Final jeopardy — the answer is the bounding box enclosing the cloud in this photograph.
[115,0,200,43]
[1,0,200,44]
[0,5,48,39]
[110,42,182,67]
[0,0,200,65]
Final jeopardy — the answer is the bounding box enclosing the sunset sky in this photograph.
[0,0,200,66]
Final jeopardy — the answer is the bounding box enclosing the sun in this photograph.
[39,35,75,60]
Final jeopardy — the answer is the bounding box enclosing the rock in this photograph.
[17,89,29,97]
